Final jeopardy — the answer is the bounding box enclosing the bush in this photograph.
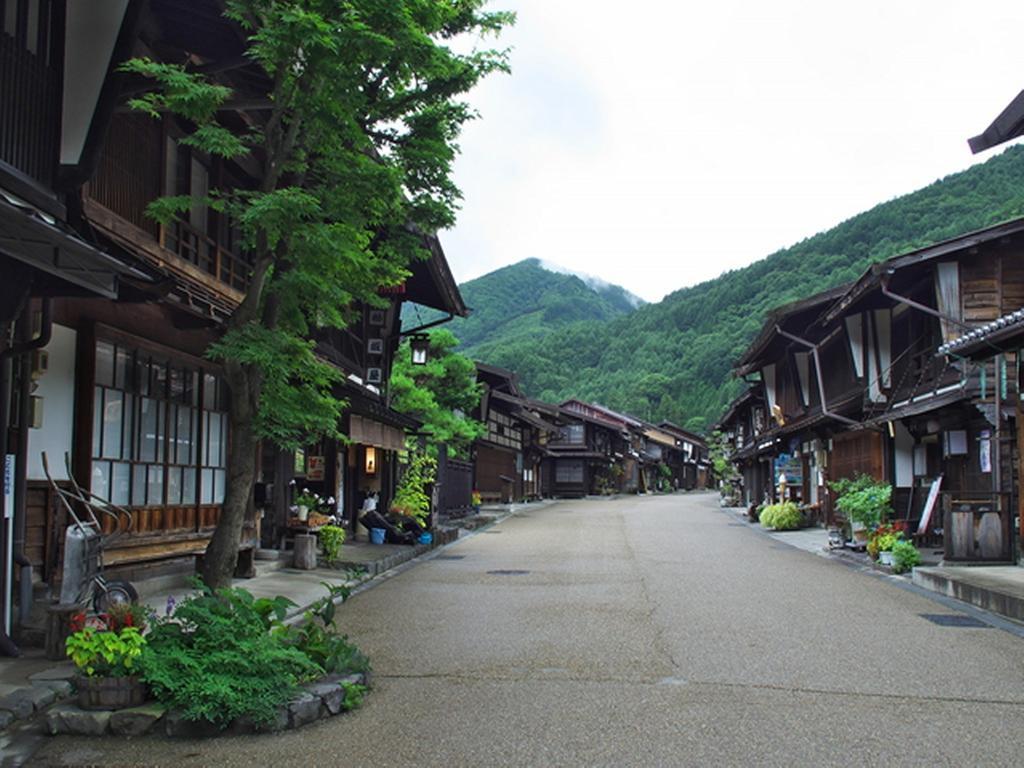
[891,540,922,574]
[141,584,320,727]
[277,582,370,676]
[759,501,802,530]
[318,525,346,562]
[833,475,893,529]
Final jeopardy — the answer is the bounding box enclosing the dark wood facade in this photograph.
[723,217,1024,562]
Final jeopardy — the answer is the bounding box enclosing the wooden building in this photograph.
[723,216,1024,563]
[543,400,635,497]
[0,0,468,648]
[471,363,556,504]
[658,421,710,490]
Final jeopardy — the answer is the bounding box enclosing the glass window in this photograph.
[556,460,584,484]
[90,339,229,513]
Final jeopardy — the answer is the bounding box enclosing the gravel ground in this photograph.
[28,492,1024,767]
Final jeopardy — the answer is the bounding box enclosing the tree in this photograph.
[125,1,512,587]
[389,329,485,456]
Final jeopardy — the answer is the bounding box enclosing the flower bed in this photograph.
[45,672,369,737]
[48,581,371,738]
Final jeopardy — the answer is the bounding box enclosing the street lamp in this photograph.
[410,334,430,365]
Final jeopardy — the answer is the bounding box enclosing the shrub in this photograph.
[759,501,802,530]
[141,583,319,727]
[318,525,346,563]
[891,540,922,574]
[833,475,893,530]
[278,582,370,677]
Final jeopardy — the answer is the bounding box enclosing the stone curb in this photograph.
[0,672,75,734]
[44,672,368,738]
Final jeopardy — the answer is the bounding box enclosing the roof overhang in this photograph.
[0,189,142,298]
[968,91,1024,154]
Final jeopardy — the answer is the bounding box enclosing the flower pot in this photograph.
[297,505,309,522]
[75,675,147,711]
[370,527,386,545]
[879,550,894,567]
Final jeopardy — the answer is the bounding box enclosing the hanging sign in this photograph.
[307,455,325,481]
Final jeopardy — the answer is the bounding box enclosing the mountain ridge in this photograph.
[451,144,1024,432]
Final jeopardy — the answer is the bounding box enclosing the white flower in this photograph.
[327,497,336,505]
[289,479,297,486]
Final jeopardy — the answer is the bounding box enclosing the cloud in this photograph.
[441,0,1024,302]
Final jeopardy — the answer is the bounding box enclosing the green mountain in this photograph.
[456,144,1024,433]
[412,258,644,349]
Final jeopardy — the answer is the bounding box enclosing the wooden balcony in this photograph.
[163,218,252,293]
[0,31,59,187]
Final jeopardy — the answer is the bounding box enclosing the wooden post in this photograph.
[45,603,79,661]
[293,533,317,570]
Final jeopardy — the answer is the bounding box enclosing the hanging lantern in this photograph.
[410,334,430,366]
[365,446,377,475]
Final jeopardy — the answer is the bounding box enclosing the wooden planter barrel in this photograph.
[76,676,148,710]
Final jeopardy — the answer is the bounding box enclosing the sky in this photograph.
[441,0,1024,303]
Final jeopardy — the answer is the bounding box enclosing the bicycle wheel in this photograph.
[92,580,139,613]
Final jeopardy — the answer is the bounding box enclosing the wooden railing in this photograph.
[0,32,59,185]
[163,218,252,292]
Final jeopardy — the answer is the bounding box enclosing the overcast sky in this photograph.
[440,0,1024,303]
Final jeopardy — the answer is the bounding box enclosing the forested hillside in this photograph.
[458,144,1024,432]
[410,258,643,349]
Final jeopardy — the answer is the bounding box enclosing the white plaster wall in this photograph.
[61,1,129,165]
[26,325,77,481]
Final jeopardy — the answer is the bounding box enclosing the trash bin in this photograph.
[370,527,386,545]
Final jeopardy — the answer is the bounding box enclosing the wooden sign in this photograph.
[307,455,325,481]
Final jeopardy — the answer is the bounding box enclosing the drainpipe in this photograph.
[879,273,974,332]
[774,325,862,427]
[1,299,53,628]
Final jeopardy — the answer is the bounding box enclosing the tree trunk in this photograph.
[202,361,260,589]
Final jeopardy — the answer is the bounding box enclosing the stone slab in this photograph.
[288,692,322,728]
[0,689,35,719]
[229,706,289,734]
[164,710,223,738]
[39,679,74,698]
[45,703,111,736]
[28,665,76,683]
[0,709,13,729]
[304,680,344,715]
[109,703,167,736]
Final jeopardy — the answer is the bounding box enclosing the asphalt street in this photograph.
[29,493,1024,766]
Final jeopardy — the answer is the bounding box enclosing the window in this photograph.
[91,339,228,509]
[560,423,585,444]
[556,460,584,484]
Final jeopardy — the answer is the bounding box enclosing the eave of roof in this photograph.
[968,91,1024,154]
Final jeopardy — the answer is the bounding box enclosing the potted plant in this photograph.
[867,522,906,565]
[65,603,149,710]
[294,488,321,522]
[832,475,893,544]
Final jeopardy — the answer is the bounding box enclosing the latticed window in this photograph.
[91,339,228,508]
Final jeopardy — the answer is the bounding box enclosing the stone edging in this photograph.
[0,676,74,730]
[45,672,370,737]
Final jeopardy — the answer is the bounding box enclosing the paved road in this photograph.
[30,493,1024,766]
